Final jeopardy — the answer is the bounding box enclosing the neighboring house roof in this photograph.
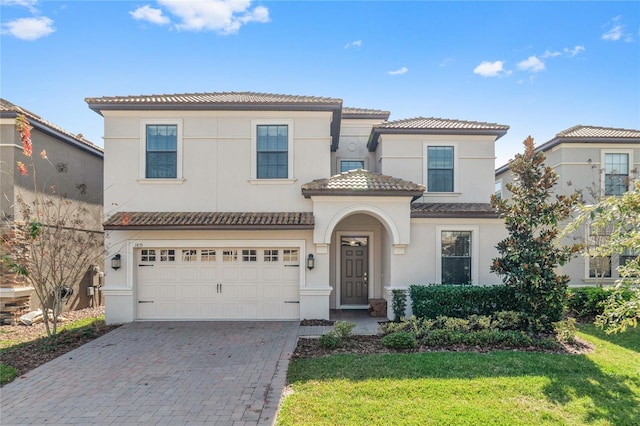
[495,124,640,175]
[0,98,103,157]
[342,107,390,120]
[86,91,344,151]
[411,202,499,218]
[103,211,314,230]
[301,169,425,199]
[368,117,509,150]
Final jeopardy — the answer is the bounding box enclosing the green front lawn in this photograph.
[279,325,640,425]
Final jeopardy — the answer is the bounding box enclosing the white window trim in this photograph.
[423,142,460,194]
[435,225,479,285]
[138,119,184,182]
[250,119,294,182]
[600,148,633,195]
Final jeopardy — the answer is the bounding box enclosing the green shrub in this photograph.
[553,317,578,344]
[492,311,524,331]
[391,289,408,322]
[468,314,492,331]
[381,331,418,350]
[566,287,624,320]
[319,331,341,349]
[409,284,519,319]
[333,321,356,339]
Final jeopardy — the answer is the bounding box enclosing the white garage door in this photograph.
[137,247,300,320]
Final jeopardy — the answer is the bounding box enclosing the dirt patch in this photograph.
[300,319,335,326]
[292,334,595,359]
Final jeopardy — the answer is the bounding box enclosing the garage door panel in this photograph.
[137,247,300,320]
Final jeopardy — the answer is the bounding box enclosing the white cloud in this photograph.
[565,45,585,56]
[541,49,561,58]
[130,5,170,25]
[439,57,454,67]
[473,60,509,77]
[157,0,270,35]
[517,56,545,73]
[2,16,54,40]
[602,24,623,41]
[387,66,408,75]
[0,0,38,11]
[344,40,362,49]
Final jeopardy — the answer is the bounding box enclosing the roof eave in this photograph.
[103,224,315,231]
[411,211,499,219]
[367,127,509,151]
[535,137,640,154]
[301,189,424,199]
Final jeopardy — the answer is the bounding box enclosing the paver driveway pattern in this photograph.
[1,321,299,425]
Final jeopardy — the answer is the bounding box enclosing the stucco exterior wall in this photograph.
[333,118,381,174]
[102,110,333,214]
[376,134,497,203]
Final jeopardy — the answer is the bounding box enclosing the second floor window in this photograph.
[146,124,177,178]
[257,125,288,179]
[341,160,365,172]
[604,153,629,196]
[427,146,454,192]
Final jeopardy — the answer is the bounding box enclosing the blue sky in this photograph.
[1,0,638,167]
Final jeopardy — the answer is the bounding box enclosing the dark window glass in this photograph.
[428,146,454,192]
[604,153,629,196]
[146,125,177,178]
[257,125,288,179]
[441,231,471,284]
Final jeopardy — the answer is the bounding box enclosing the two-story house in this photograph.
[86,92,509,324]
[1,98,104,324]
[496,125,640,287]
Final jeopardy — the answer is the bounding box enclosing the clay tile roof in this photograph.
[86,91,342,112]
[374,117,509,131]
[104,212,314,230]
[0,98,103,155]
[411,203,499,218]
[368,117,509,150]
[301,169,425,198]
[342,107,391,120]
[534,124,640,153]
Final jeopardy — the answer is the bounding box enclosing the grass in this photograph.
[279,325,640,425]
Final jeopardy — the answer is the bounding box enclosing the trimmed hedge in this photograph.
[410,284,519,319]
[567,286,634,320]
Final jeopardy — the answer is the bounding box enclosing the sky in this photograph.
[1,0,639,168]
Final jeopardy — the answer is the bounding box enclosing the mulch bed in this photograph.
[292,334,594,359]
[300,319,335,326]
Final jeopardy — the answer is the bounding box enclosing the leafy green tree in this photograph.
[563,180,640,333]
[490,136,580,332]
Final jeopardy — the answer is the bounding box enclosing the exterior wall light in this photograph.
[111,254,121,270]
[307,253,315,270]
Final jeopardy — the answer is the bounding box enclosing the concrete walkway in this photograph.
[1,321,299,426]
[298,309,388,337]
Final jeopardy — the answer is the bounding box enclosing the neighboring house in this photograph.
[0,99,104,324]
[86,92,509,324]
[496,125,640,287]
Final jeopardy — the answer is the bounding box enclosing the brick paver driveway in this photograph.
[1,321,299,425]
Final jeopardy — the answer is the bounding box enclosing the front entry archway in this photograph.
[340,236,369,305]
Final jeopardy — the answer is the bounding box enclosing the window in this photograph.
[257,125,288,179]
[264,249,279,262]
[441,231,471,284]
[427,146,454,192]
[341,160,365,172]
[588,227,612,278]
[242,249,257,262]
[283,249,299,262]
[494,180,502,200]
[604,153,629,196]
[620,248,638,268]
[160,249,175,262]
[223,250,238,262]
[146,124,177,178]
[182,249,197,262]
[140,249,156,262]
[201,249,216,262]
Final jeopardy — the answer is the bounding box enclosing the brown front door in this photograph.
[341,236,369,305]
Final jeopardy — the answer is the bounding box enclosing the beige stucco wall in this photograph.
[376,133,498,203]
[332,118,382,174]
[102,110,333,215]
